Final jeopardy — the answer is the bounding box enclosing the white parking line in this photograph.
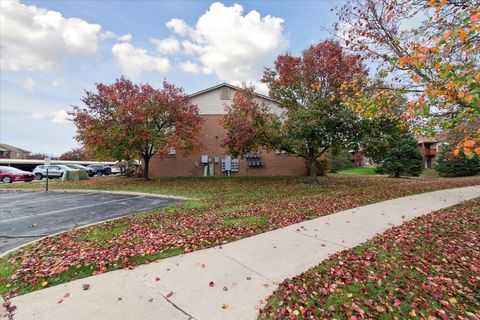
[0,193,95,208]
[0,195,146,223]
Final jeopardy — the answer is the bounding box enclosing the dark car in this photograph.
[86,164,112,176]
[66,164,95,177]
[0,166,35,183]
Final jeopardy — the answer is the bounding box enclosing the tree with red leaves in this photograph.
[221,84,273,158]
[262,40,367,184]
[70,77,203,180]
[59,147,91,161]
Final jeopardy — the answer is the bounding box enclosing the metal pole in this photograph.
[46,168,49,192]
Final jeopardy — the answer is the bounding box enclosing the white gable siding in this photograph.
[190,86,282,115]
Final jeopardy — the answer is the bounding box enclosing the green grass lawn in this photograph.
[1,174,479,300]
[259,198,480,320]
[337,167,377,175]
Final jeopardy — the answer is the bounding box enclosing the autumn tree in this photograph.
[221,84,274,158]
[59,147,91,161]
[70,77,203,180]
[335,0,480,154]
[262,40,367,184]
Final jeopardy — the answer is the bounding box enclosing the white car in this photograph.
[32,164,74,180]
[109,165,121,174]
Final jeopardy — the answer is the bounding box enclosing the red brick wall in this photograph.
[149,115,308,177]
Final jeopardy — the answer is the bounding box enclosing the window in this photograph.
[220,87,231,100]
[167,147,176,157]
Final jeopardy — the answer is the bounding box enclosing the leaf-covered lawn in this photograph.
[1,175,479,300]
[258,198,480,320]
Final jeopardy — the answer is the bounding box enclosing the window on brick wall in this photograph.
[166,147,176,157]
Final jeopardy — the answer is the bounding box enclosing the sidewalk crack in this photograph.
[286,229,349,249]
[219,250,273,283]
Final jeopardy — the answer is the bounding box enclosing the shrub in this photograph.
[329,149,353,172]
[435,145,480,177]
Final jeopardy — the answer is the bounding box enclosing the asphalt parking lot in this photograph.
[0,191,184,253]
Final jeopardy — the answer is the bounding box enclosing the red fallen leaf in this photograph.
[117,297,122,301]
[394,298,401,306]
[82,284,90,290]
[209,281,215,287]
[63,293,70,298]
[166,291,174,298]
[155,277,160,281]
[350,316,358,320]
[201,264,206,268]
[263,283,269,288]
[321,288,328,295]
[57,299,63,304]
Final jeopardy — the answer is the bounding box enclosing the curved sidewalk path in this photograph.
[9,186,480,320]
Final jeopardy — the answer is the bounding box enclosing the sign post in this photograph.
[44,157,51,192]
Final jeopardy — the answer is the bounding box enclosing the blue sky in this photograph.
[0,0,342,155]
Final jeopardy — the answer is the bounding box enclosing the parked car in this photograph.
[0,166,35,183]
[86,164,112,176]
[66,164,95,177]
[33,164,73,180]
[107,165,121,175]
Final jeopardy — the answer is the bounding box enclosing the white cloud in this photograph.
[167,2,287,83]
[179,61,201,74]
[166,18,192,36]
[27,109,70,125]
[0,0,102,71]
[117,33,133,42]
[50,110,70,124]
[24,77,36,91]
[28,111,46,120]
[111,42,171,77]
[151,37,180,54]
[52,80,60,87]
[101,31,133,42]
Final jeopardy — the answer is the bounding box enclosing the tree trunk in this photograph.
[394,169,400,178]
[143,156,151,181]
[307,159,319,185]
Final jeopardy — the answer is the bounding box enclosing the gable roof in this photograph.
[189,83,278,103]
[0,143,31,153]
[415,132,447,143]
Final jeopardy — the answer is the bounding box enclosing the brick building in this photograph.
[416,134,447,168]
[149,83,308,177]
[0,144,31,159]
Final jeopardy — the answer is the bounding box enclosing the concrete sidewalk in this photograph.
[9,186,480,320]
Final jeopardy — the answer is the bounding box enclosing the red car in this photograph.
[0,166,35,183]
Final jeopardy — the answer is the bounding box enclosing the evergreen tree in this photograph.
[378,134,423,178]
[435,145,480,177]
